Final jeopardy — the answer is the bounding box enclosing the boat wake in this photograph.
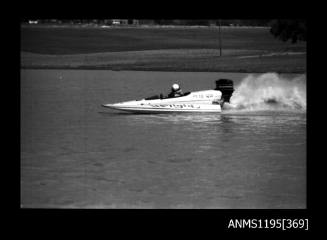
[228,73,306,112]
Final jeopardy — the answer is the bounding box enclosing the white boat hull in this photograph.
[103,103,222,113]
[102,90,223,113]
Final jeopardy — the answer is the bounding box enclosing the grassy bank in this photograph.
[21,25,306,73]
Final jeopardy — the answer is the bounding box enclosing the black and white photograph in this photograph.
[20,19,306,210]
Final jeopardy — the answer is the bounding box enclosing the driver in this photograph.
[168,83,183,98]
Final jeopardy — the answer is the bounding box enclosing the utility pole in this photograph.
[218,19,222,57]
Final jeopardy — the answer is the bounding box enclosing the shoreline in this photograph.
[20,66,306,74]
[21,50,306,74]
[22,23,270,30]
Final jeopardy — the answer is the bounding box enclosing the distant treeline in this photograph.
[22,19,272,26]
[148,19,272,26]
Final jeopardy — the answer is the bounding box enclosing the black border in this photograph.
[15,3,318,235]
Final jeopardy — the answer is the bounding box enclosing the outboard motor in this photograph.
[215,79,234,103]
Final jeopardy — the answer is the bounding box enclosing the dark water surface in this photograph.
[21,70,306,208]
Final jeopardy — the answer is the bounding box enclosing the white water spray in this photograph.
[229,73,306,112]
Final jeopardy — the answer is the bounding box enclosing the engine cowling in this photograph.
[214,79,234,103]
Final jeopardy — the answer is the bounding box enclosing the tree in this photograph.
[270,19,306,43]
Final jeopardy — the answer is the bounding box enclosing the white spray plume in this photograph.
[230,73,306,111]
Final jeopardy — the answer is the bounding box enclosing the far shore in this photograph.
[21,50,306,73]
[21,26,306,73]
[22,23,270,29]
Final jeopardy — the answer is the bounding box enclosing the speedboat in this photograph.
[102,79,234,114]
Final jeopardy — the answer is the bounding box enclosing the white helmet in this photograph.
[172,83,180,91]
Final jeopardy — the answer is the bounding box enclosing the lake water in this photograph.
[20,70,306,208]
